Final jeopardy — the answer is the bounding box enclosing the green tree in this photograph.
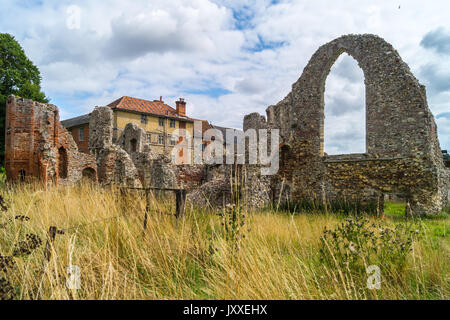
[0,33,49,166]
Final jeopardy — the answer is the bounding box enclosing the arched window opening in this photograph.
[324,53,366,155]
[82,167,96,181]
[130,138,137,153]
[58,147,68,179]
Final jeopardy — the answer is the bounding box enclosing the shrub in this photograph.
[0,167,6,185]
[320,216,420,274]
[0,193,42,300]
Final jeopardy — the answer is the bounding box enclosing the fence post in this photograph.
[405,200,411,220]
[44,226,57,262]
[175,189,186,219]
[377,193,384,218]
[143,189,149,233]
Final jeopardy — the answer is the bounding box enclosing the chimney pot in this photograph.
[176,98,186,117]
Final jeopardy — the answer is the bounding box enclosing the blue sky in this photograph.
[0,0,449,154]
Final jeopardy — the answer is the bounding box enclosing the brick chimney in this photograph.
[176,98,186,116]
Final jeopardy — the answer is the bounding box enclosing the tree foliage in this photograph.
[0,33,48,165]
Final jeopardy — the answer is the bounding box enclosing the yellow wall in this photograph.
[113,110,194,163]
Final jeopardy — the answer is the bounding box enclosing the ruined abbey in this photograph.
[4,34,449,216]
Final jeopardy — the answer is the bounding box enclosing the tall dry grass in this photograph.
[0,181,448,300]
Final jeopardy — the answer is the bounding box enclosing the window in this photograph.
[19,169,26,181]
[146,133,151,143]
[158,118,164,127]
[58,147,68,179]
[170,136,176,146]
[170,119,176,128]
[158,135,164,145]
[202,143,206,152]
[79,127,84,141]
[141,114,147,124]
[130,138,137,153]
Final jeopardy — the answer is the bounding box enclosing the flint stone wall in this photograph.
[245,34,449,215]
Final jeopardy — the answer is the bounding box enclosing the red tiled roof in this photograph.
[108,96,182,118]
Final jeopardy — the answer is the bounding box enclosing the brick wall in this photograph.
[5,96,97,185]
[69,124,90,153]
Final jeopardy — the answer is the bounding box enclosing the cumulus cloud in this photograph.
[234,77,267,94]
[420,27,450,55]
[437,112,450,120]
[419,63,450,94]
[0,0,449,152]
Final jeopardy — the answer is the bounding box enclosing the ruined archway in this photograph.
[324,53,366,155]
[130,138,137,153]
[82,167,97,181]
[58,147,68,179]
[245,34,448,215]
[279,34,437,159]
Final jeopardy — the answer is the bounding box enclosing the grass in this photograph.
[0,182,448,300]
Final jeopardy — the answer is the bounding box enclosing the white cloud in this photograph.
[0,0,449,152]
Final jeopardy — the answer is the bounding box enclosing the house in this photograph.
[61,114,90,153]
[201,122,243,159]
[443,150,450,168]
[62,96,195,163]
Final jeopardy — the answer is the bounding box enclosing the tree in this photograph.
[0,33,48,166]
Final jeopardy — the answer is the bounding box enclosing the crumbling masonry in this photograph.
[5,96,97,185]
[89,106,178,189]
[4,34,449,215]
[244,34,449,215]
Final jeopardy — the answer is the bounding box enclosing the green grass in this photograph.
[384,201,407,217]
[384,201,449,242]
[0,183,448,300]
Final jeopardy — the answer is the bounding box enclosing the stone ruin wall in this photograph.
[244,34,449,215]
[4,97,222,203]
[89,106,179,189]
[5,34,449,215]
[5,96,97,185]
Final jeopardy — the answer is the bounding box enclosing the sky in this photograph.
[0,0,449,154]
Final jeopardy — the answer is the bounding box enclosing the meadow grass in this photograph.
[0,182,448,300]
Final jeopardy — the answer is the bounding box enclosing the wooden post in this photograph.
[143,189,149,233]
[175,189,186,218]
[377,193,384,218]
[405,200,411,220]
[44,226,57,262]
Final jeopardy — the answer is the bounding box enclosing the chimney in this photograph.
[176,98,186,116]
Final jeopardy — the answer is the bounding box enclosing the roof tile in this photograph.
[108,96,184,118]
